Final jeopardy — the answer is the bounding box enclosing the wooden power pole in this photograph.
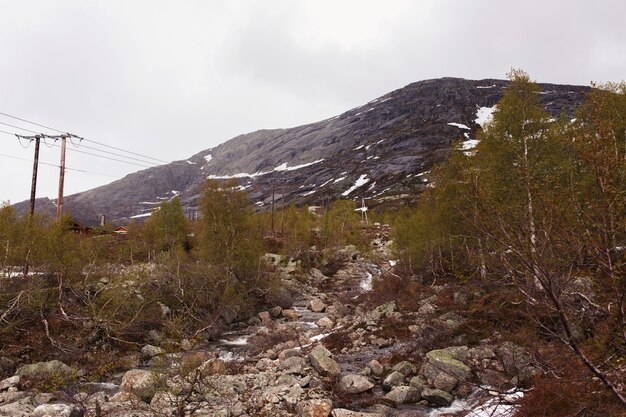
[57,135,67,218]
[29,136,41,216]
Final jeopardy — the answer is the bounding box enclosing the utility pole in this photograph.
[270,177,276,236]
[56,135,67,218]
[17,134,43,216]
[280,178,285,235]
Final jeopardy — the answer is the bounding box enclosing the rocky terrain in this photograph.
[14,78,589,224]
[0,227,537,416]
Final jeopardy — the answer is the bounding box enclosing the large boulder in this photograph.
[309,298,327,313]
[337,374,375,394]
[421,388,454,407]
[384,386,422,404]
[370,301,397,321]
[16,360,74,381]
[296,399,333,417]
[308,345,341,377]
[0,397,34,416]
[496,341,538,384]
[120,369,161,402]
[279,356,306,374]
[31,404,84,417]
[421,347,471,382]
[141,344,165,358]
[0,375,19,391]
[367,360,384,378]
[392,361,417,376]
[382,371,405,390]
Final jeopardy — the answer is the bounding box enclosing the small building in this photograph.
[113,226,128,235]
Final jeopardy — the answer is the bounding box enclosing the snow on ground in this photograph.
[476,85,496,89]
[475,106,496,127]
[204,154,212,163]
[130,212,154,219]
[186,160,196,165]
[342,174,369,196]
[301,190,316,197]
[207,159,324,180]
[333,177,346,183]
[460,139,480,150]
[354,145,364,151]
[318,178,334,188]
[447,122,471,130]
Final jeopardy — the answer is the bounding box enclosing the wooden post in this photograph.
[271,177,276,235]
[57,135,67,218]
[29,135,41,216]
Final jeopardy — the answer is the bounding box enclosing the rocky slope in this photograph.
[15,78,589,224]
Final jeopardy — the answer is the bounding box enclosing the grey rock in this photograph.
[269,306,283,318]
[382,371,405,390]
[279,356,306,374]
[337,374,375,394]
[16,360,74,381]
[31,403,84,417]
[0,376,19,391]
[317,316,334,329]
[421,388,454,407]
[367,360,384,377]
[141,344,165,358]
[258,310,272,324]
[370,301,397,321]
[433,373,458,393]
[309,298,327,313]
[384,386,422,404]
[308,345,341,377]
[392,361,417,376]
[0,397,34,417]
[296,398,333,417]
[421,347,471,382]
[120,369,161,402]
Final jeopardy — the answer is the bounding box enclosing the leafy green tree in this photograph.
[198,180,263,282]
[320,200,363,249]
[144,197,189,253]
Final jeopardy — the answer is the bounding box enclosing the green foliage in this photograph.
[320,200,363,249]
[198,180,263,282]
[144,197,189,253]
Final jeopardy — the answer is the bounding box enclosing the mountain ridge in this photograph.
[14,77,590,224]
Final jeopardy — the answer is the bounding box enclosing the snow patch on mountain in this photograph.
[342,174,370,196]
[447,122,471,130]
[475,106,496,127]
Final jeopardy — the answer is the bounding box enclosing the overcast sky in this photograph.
[1,0,625,204]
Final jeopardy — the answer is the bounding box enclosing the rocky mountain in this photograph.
[15,77,589,224]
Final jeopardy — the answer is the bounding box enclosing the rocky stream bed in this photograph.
[0,234,533,417]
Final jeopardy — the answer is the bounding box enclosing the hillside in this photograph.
[15,78,589,224]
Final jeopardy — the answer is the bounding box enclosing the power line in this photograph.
[56,145,156,168]
[71,143,161,165]
[0,121,41,135]
[0,111,170,164]
[0,128,158,168]
[0,152,121,178]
